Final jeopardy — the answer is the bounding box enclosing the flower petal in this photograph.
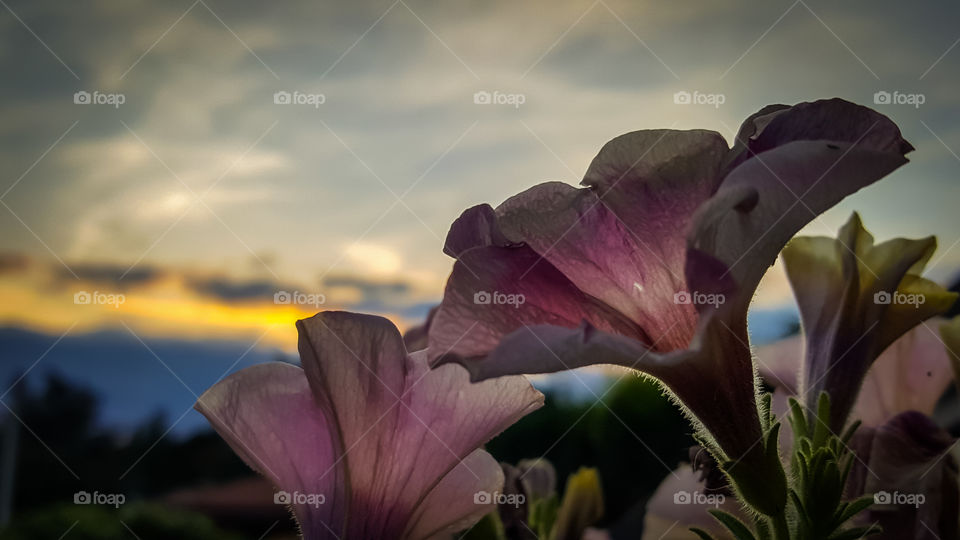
[297,312,543,538]
[847,411,958,539]
[689,139,910,317]
[195,362,345,539]
[429,205,644,364]
[402,449,504,540]
[782,213,957,429]
[753,333,803,393]
[725,98,912,172]
[642,465,744,540]
[497,130,729,350]
[854,322,955,427]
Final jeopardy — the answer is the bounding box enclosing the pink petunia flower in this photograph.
[427,99,913,513]
[196,311,543,539]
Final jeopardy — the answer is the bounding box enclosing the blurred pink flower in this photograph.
[196,311,543,539]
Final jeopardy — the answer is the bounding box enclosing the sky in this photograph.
[1,0,959,376]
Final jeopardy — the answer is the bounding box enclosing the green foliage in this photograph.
[0,503,239,540]
[696,392,879,540]
[486,375,693,520]
[528,495,559,539]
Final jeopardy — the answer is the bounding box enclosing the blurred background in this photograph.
[1,0,959,537]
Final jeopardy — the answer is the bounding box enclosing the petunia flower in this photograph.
[645,317,960,539]
[196,311,543,539]
[780,212,957,430]
[427,98,912,513]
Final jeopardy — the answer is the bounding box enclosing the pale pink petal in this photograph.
[853,322,955,427]
[297,312,543,538]
[754,334,803,394]
[403,449,503,540]
[195,363,345,539]
[642,465,743,540]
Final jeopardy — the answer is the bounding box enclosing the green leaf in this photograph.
[834,495,875,526]
[460,511,506,540]
[529,495,559,539]
[788,397,809,440]
[812,391,832,449]
[690,527,718,540]
[753,516,772,540]
[549,468,603,540]
[840,419,861,446]
[827,524,882,539]
[708,509,757,540]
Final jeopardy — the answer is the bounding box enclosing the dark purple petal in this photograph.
[689,139,909,317]
[847,411,958,540]
[429,238,645,364]
[725,98,913,172]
